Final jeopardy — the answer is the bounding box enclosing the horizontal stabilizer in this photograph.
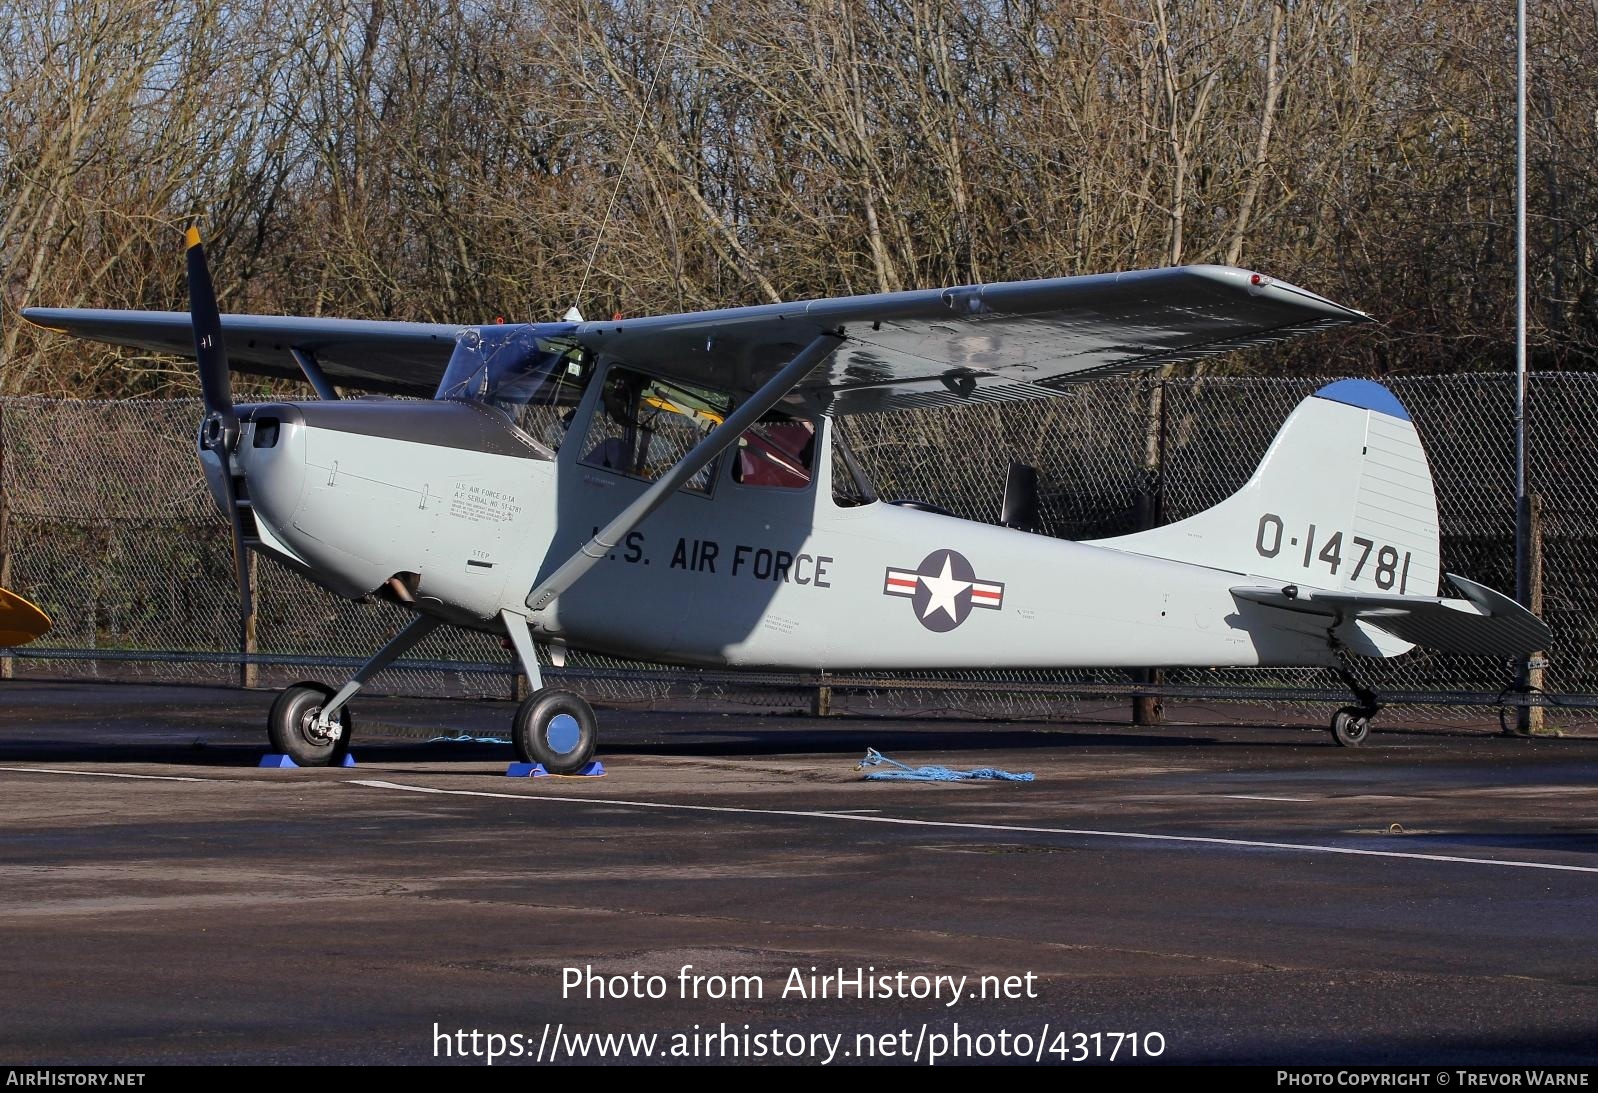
[1231,573,1551,658]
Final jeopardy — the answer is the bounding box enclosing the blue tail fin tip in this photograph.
[1313,379,1410,421]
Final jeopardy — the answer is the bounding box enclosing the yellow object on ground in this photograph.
[0,587,51,647]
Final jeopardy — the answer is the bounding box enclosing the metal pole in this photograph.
[0,402,11,681]
[1513,0,1535,731]
[1514,0,1529,597]
[1513,0,1530,568]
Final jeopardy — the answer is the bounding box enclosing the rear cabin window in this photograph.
[732,415,816,489]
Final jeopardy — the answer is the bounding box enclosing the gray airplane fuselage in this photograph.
[212,388,1337,674]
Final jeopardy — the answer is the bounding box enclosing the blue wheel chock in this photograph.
[259,753,357,768]
[505,760,606,778]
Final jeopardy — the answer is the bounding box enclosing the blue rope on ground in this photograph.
[427,733,511,745]
[856,747,1034,783]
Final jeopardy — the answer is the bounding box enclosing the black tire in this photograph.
[1331,706,1371,747]
[513,689,597,774]
[267,681,355,767]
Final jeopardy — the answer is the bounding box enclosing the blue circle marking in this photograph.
[545,713,582,755]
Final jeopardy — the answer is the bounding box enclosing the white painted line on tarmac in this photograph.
[1221,794,1317,803]
[0,766,208,783]
[347,779,1598,876]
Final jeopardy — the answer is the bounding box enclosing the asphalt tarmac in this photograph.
[2,680,1596,1066]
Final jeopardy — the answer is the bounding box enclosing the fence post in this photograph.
[813,670,833,717]
[512,646,529,701]
[240,551,258,689]
[1516,493,1545,734]
[1132,379,1166,727]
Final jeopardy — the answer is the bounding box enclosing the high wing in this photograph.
[20,310,460,396]
[22,264,1367,409]
[575,265,1368,414]
[1231,574,1551,659]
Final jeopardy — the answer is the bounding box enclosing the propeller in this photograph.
[185,225,253,620]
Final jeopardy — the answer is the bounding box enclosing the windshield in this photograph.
[436,324,595,451]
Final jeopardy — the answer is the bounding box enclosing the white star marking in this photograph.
[919,554,972,623]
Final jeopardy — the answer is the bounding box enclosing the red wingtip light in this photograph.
[1249,273,1272,287]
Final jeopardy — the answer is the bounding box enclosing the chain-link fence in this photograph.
[0,376,1588,726]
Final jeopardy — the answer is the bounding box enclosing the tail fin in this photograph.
[1096,379,1442,599]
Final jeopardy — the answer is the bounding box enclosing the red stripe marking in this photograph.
[885,577,918,590]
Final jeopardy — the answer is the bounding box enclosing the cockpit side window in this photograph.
[579,365,732,495]
[436,325,595,453]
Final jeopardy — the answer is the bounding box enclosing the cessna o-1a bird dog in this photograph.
[23,231,1549,769]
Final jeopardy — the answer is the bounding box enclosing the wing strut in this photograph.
[524,331,844,620]
[290,347,340,400]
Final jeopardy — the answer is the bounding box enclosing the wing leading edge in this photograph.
[22,264,1367,409]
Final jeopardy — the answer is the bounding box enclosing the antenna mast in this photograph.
[570,13,683,321]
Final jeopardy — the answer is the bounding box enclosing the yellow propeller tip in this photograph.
[184,225,202,249]
[0,587,51,646]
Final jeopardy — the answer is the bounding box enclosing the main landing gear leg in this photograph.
[501,609,596,775]
[1329,648,1383,748]
[267,614,442,766]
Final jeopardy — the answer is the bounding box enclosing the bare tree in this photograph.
[5,0,1598,395]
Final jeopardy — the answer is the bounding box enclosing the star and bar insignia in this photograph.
[883,548,1005,632]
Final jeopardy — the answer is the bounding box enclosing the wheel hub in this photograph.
[300,705,340,745]
[545,712,582,755]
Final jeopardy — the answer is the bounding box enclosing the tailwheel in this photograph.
[268,681,355,766]
[1330,705,1372,748]
[513,689,597,774]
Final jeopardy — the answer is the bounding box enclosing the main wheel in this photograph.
[1330,706,1371,748]
[267,681,355,766]
[512,689,597,774]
